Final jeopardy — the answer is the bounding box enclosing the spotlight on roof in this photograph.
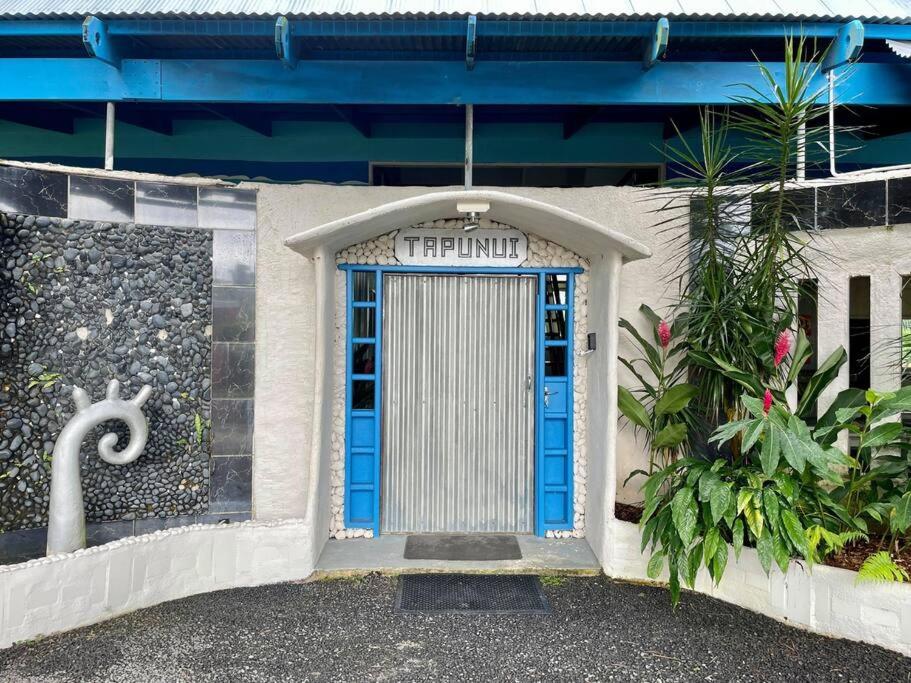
[463,211,480,232]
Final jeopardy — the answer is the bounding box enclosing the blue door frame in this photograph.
[340,264,582,537]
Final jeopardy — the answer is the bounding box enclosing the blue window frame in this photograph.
[341,264,580,537]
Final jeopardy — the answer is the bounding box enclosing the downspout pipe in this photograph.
[464,103,473,191]
[104,101,115,171]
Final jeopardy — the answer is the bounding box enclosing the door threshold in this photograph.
[313,534,600,577]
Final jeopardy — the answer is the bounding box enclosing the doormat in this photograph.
[394,574,551,614]
[403,534,522,561]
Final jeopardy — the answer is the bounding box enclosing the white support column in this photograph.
[104,102,115,171]
[870,270,904,397]
[816,272,850,449]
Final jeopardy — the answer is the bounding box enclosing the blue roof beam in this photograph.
[82,16,121,68]
[466,15,477,71]
[6,59,911,106]
[822,20,864,72]
[275,16,299,70]
[643,18,669,71]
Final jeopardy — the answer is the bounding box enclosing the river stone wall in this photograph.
[0,212,212,532]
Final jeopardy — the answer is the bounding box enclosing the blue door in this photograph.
[342,265,578,537]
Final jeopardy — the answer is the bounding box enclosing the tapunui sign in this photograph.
[394,228,528,267]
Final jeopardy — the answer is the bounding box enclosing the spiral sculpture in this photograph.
[46,379,153,555]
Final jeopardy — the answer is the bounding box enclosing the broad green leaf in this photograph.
[772,532,792,573]
[712,539,729,585]
[654,384,699,415]
[873,386,911,422]
[640,516,658,553]
[742,492,764,540]
[742,394,767,420]
[756,531,774,574]
[785,327,812,386]
[618,386,651,430]
[703,527,721,566]
[708,419,753,445]
[647,549,665,580]
[683,543,702,588]
[759,426,780,477]
[732,519,744,559]
[780,508,808,558]
[775,424,806,473]
[671,486,699,547]
[742,419,764,453]
[762,491,780,531]
[891,492,911,534]
[737,489,752,515]
[862,422,904,452]
[698,471,720,502]
[709,482,733,525]
[796,346,847,419]
[653,422,688,449]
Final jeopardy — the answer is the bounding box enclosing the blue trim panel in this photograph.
[344,264,577,537]
[3,59,911,105]
[343,269,383,533]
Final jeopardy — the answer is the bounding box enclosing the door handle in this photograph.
[543,386,558,408]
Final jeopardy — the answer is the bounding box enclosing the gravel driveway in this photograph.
[0,574,908,682]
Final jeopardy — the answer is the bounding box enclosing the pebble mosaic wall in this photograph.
[0,164,256,564]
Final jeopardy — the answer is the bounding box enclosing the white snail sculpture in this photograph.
[47,379,153,555]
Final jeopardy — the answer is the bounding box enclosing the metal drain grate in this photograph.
[394,574,551,614]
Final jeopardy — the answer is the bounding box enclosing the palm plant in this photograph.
[656,35,830,432]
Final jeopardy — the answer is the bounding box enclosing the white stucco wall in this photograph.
[0,520,313,650]
[251,184,666,527]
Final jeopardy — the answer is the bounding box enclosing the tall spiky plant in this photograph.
[657,36,832,434]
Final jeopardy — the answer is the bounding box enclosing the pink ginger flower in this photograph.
[658,320,671,349]
[763,388,773,415]
[773,330,791,368]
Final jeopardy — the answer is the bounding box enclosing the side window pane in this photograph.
[352,271,376,301]
[353,307,376,338]
[545,274,568,306]
[352,343,376,375]
[352,380,375,409]
[544,346,567,377]
[545,309,567,340]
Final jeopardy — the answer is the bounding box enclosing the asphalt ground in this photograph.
[1,574,909,682]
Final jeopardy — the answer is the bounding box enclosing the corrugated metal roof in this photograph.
[2,0,911,23]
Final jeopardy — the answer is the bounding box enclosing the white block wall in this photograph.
[0,520,313,650]
[605,519,911,658]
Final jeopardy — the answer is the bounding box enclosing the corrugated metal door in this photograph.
[382,274,536,533]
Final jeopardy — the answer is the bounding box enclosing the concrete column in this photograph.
[869,269,904,393]
[104,102,115,170]
[816,271,850,450]
[585,250,623,566]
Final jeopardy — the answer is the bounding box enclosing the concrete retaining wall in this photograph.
[605,519,911,658]
[0,519,312,650]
